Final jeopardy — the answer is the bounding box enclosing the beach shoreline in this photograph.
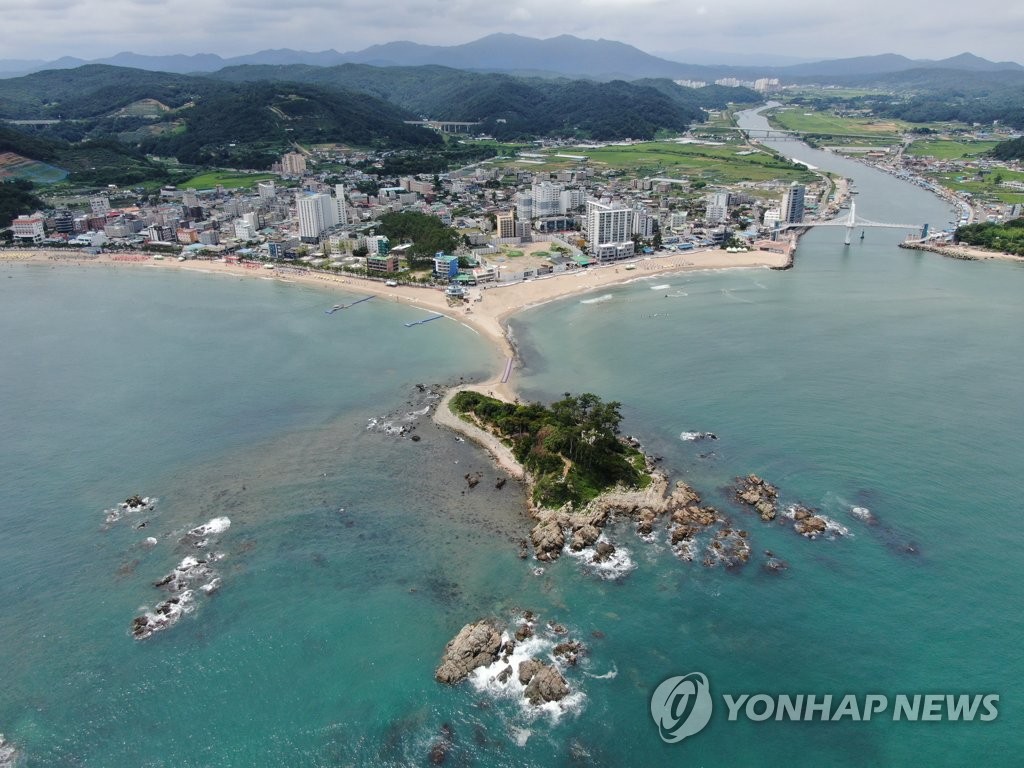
[1,245,788,400]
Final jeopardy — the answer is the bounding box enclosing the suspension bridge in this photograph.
[779,200,926,244]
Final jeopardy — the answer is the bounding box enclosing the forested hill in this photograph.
[208,63,754,140]
[0,65,441,168]
[991,137,1024,161]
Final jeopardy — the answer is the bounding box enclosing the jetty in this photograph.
[325,296,374,314]
[404,313,445,328]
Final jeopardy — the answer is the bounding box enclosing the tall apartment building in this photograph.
[705,192,730,225]
[334,184,349,227]
[281,152,307,176]
[781,182,805,224]
[494,210,516,239]
[586,199,634,261]
[90,195,110,216]
[297,192,338,242]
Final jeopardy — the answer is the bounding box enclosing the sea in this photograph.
[1,112,1022,766]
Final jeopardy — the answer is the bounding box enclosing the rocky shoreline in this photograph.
[898,239,1024,263]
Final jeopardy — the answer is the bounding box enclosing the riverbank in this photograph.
[898,239,1024,263]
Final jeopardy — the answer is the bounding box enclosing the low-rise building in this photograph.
[366,253,400,273]
[11,214,45,243]
[433,252,459,280]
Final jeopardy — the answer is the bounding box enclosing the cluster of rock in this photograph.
[130,517,229,640]
[528,469,758,571]
[104,494,157,525]
[789,505,829,537]
[734,475,779,521]
[435,614,579,708]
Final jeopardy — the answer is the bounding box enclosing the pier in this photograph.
[404,313,444,328]
[325,296,374,314]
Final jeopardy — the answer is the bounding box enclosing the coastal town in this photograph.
[5,103,1023,293]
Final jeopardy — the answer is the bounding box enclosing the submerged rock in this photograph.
[435,620,504,685]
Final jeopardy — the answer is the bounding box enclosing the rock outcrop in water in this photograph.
[734,475,779,520]
[130,518,230,640]
[435,613,579,708]
[521,662,570,705]
[435,620,504,684]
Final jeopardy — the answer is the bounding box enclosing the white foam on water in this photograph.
[665,291,689,297]
[510,727,532,748]
[680,431,701,441]
[143,537,158,547]
[188,517,230,538]
[469,630,585,726]
[566,537,636,581]
[651,284,671,290]
[579,294,613,305]
[584,663,618,680]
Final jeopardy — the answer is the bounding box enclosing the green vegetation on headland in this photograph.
[955,218,1024,256]
[450,391,649,509]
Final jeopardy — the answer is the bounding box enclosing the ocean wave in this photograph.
[680,431,718,442]
[566,537,636,581]
[651,284,671,290]
[188,517,230,538]
[468,632,586,725]
[579,294,613,305]
[664,291,689,298]
[0,733,18,768]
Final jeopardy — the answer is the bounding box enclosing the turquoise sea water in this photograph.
[2,127,1024,765]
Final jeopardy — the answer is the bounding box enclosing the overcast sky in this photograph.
[4,0,1022,65]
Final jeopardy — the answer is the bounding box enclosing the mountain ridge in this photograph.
[1,35,1019,80]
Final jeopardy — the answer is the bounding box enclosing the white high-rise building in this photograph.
[586,199,634,260]
[531,181,563,218]
[705,192,730,225]
[297,192,338,241]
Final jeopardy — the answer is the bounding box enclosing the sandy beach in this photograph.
[1,246,787,398]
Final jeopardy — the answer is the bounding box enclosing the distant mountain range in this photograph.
[1,34,1020,81]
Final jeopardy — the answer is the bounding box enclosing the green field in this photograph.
[767,108,907,140]
[178,170,278,190]
[516,141,816,185]
[906,139,999,160]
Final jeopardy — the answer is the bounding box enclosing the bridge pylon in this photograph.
[844,200,856,245]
